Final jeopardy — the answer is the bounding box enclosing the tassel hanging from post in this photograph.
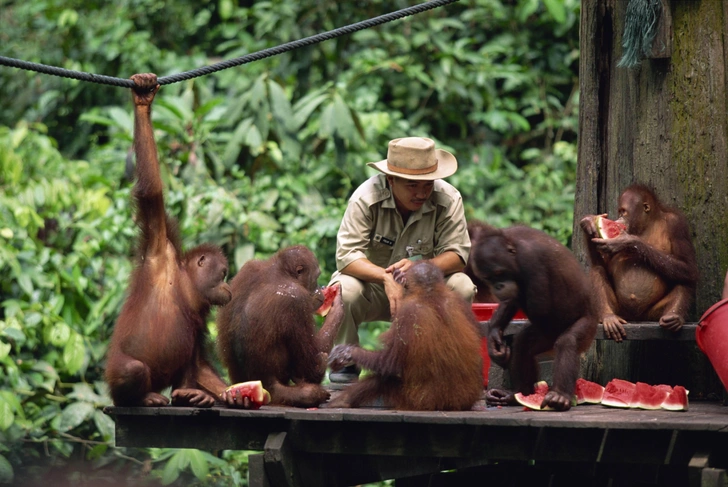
[618,0,663,69]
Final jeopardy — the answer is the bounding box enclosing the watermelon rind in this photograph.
[661,386,689,411]
[575,378,605,404]
[515,381,551,410]
[595,216,626,240]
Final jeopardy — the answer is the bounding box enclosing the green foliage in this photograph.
[0,0,579,484]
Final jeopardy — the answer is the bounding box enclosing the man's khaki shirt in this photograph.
[335,174,471,272]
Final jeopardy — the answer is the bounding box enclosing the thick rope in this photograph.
[618,0,663,69]
[0,0,459,88]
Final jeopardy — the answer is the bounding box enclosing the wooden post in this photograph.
[575,0,728,396]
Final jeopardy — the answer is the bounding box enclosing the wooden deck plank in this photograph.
[106,401,728,430]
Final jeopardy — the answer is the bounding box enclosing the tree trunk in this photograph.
[575,0,728,397]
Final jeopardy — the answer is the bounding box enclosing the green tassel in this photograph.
[618,0,663,69]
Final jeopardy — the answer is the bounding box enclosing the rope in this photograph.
[618,0,663,69]
[0,0,459,88]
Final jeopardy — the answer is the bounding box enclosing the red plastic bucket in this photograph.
[696,298,728,393]
[472,304,528,387]
[472,303,528,321]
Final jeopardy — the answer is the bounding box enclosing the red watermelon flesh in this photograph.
[661,385,689,411]
[225,380,271,409]
[595,216,627,239]
[575,378,605,404]
[630,382,671,410]
[514,381,550,410]
[601,379,636,408]
[315,285,339,316]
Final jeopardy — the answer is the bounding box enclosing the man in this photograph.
[328,136,476,383]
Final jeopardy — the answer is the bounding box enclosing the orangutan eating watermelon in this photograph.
[579,184,698,341]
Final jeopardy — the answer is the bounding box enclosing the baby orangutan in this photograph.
[325,260,482,411]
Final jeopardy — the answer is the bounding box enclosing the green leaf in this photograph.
[188,450,210,481]
[93,409,115,442]
[0,391,22,419]
[268,80,294,131]
[219,0,234,20]
[68,382,101,403]
[247,211,280,231]
[59,402,95,432]
[0,454,13,484]
[332,94,356,141]
[63,333,86,375]
[16,274,33,296]
[234,244,255,270]
[161,453,183,485]
[517,0,540,22]
[318,102,336,138]
[0,342,10,361]
[292,93,329,131]
[0,397,15,431]
[245,125,263,154]
[544,0,566,23]
[48,322,71,347]
[86,444,108,461]
[222,118,253,167]
[106,107,133,132]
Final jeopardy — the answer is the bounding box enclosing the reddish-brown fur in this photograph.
[470,223,598,411]
[216,246,344,408]
[580,184,698,341]
[105,73,235,408]
[464,220,498,303]
[326,260,483,411]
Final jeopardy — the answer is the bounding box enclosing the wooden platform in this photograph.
[480,320,723,399]
[105,400,728,486]
[481,321,700,341]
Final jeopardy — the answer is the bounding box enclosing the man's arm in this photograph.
[429,250,465,275]
[432,184,470,271]
[341,258,404,314]
[340,258,388,284]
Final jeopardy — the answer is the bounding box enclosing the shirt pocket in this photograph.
[406,239,434,260]
[369,239,394,267]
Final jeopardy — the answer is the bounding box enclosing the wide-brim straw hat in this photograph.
[367,137,457,180]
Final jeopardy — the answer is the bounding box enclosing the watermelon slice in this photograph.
[224,380,271,409]
[575,378,605,404]
[661,385,689,411]
[514,381,550,410]
[601,378,636,408]
[595,216,626,239]
[630,382,671,410]
[315,285,339,316]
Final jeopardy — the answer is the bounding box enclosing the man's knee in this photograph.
[329,274,366,307]
[445,272,476,303]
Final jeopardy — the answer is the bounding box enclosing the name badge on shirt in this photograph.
[374,234,395,246]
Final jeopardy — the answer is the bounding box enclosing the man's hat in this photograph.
[367,137,457,180]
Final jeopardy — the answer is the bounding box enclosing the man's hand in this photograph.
[385,258,413,275]
[130,73,160,107]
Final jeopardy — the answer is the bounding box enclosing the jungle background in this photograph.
[0,0,579,485]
